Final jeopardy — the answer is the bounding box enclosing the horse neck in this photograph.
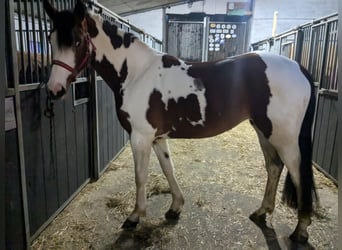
[89,15,158,85]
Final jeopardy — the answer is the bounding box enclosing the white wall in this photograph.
[125,0,250,40]
[125,0,338,45]
[250,0,338,43]
[126,9,163,40]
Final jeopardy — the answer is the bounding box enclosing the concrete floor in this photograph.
[31,122,338,249]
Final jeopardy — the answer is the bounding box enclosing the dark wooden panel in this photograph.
[64,92,78,195]
[113,94,122,155]
[117,122,125,154]
[314,96,329,166]
[75,104,86,186]
[20,90,47,234]
[107,90,115,160]
[313,94,338,182]
[20,88,92,236]
[83,103,90,178]
[330,136,338,180]
[316,98,330,166]
[102,82,109,166]
[5,130,26,249]
[96,79,127,173]
[52,96,69,206]
[97,82,105,171]
[39,89,59,219]
[322,99,337,174]
[313,96,323,160]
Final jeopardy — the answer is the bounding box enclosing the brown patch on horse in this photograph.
[86,15,99,38]
[123,33,136,48]
[146,89,203,137]
[102,21,123,49]
[162,55,181,68]
[187,53,272,138]
[92,56,132,134]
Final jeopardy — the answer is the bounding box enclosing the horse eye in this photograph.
[75,41,81,47]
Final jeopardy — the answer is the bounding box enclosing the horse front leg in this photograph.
[152,139,184,220]
[122,132,152,229]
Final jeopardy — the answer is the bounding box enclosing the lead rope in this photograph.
[42,82,56,179]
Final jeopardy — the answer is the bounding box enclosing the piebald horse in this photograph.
[43,0,317,243]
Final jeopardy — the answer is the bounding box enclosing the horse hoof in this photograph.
[289,231,308,244]
[165,209,181,221]
[122,218,139,230]
[249,212,266,225]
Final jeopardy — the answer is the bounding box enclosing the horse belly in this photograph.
[162,95,250,139]
[167,114,248,139]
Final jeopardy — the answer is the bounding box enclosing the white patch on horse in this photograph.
[258,52,311,183]
[258,52,310,144]
[157,60,207,126]
[47,32,75,94]
[89,16,157,135]
[91,16,127,74]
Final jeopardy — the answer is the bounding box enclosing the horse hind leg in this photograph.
[249,127,284,224]
[152,138,184,220]
[280,138,317,243]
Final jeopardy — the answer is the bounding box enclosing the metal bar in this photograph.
[0,0,5,245]
[16,1,26,84]
[162,7,167,53]
[251,13,338,51]
[36,0,46,83]
[17,77,88,92]
[30,0,38,83]
[54,0,59,11]
[8,0,31,247]
[329,21,338,91]
[94,77,101,179]
[324,22,334,90]
[242,22,247,53]
[201,16,209,62]
[43,0,51,67]
[318,23,329,87]
[280,40,294,46]
[307,24,314,73]
[330,31,338,90]
[87,70,98,180]
[318,89,338,98]
[23,0,32,84]
[295,30,304,62]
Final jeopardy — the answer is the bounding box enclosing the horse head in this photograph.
[43,0,94,99]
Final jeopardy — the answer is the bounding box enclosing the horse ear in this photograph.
[74,0,86,23]
[43,0,57,20]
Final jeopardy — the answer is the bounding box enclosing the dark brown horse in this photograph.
[43,0,317,243]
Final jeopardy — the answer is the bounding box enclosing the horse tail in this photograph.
[282,65,318,213]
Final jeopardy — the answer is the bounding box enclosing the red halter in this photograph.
[52,34,96,81]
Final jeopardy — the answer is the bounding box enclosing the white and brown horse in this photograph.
[43,0,317,243]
